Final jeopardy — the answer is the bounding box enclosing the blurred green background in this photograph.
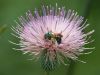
[0,0,99,75]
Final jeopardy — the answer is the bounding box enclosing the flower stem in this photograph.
[45,71,50,75]
[66,59,75,75]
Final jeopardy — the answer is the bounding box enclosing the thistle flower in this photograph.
[11,5,94,71]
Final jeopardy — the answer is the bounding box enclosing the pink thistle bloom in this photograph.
[11,5,94,71]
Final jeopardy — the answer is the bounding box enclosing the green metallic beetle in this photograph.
[44,31,63,44]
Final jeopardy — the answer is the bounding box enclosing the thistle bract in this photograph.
[11,5,94,71]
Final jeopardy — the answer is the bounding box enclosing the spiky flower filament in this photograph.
[11,5,94,71]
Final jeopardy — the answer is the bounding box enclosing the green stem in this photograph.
[45,71,50,75]
[66,59,75,75]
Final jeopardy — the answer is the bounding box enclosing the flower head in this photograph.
[11,5,94,71]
